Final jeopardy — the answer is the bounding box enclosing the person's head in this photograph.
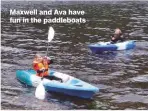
[114,28,122,35]
[42,56,50,64]
[34,54,43,62]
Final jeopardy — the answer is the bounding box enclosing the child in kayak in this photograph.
[33,54,62,82]
[33,54,53,77]
[110,28,125,44]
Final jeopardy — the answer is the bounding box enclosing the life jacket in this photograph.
[33,61,49,77]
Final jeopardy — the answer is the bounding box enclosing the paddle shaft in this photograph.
[46,42,49,56]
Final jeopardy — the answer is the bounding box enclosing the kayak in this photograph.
[88,40,136,53]
[16,69,99,99]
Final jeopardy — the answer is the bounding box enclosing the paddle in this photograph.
[47,27,55,56]
[35,27,55,100]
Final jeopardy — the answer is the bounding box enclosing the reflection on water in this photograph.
[1,1,148,110]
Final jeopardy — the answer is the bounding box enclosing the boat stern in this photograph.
[126,40,136,50]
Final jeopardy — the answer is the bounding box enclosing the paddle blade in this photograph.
[35,81,46,100]
[48,27,55,42]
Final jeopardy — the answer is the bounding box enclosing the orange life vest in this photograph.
[33,61,49,77]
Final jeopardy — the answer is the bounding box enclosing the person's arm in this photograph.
[48,59,53,64]
[120,34,125,42]
[110,34,114,39]
[33,63,39,70]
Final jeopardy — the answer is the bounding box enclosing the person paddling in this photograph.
[33,54,53,77]
[33,54,62,82]
[110,28,125,44]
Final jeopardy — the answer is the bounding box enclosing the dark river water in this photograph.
[1,1,148,110]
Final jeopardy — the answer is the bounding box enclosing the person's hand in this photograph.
[37,68,45,73]
[41,68,45,72]
[111,37,115,40]
[40,69,48,73]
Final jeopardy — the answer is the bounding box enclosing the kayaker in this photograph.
[33,54,63,82]
[33,54,52,77]
[110,28,125,43]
